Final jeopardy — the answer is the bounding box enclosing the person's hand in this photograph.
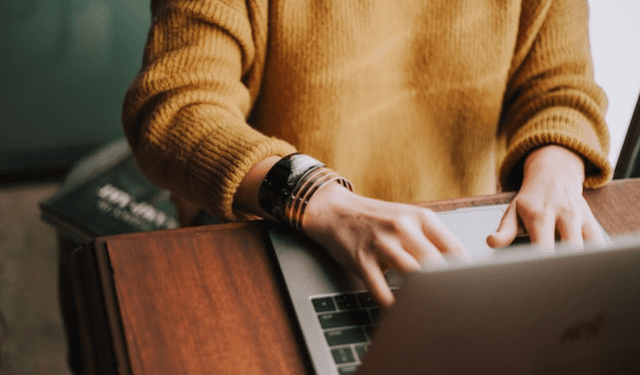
[234,155,469,308]
[301,183,470,308]
[487,145,606,250]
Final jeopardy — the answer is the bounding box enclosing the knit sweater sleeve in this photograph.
[498,0,611,191]
[122,0,296,221]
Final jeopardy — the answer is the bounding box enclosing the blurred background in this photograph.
[1,1,151,374]
[0,0,151,182]
[0,1,638,374]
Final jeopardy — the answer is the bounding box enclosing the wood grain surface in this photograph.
[583,179,640,235]
[103,222,313,375]
[79,178,640,375]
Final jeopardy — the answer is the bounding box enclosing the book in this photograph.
[41,147,180,245]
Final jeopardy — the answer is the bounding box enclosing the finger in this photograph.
[554,194,583,248]
[359,261,395,308]
[583,220,606,246]
[377,241,422,275]
[486,202,518,248]
[406,234,449,268]
[581,209,607,246]
[556,215,584,249]
[387,213,453,266]
[419,211,471,262]
[524,209,556,250]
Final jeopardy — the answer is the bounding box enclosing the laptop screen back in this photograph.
[357,236,640,375]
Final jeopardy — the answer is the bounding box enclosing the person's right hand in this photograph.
[301,182,471,308]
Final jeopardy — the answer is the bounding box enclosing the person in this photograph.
[122,0,612,308]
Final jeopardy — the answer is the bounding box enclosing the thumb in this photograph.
[486,202,519,248]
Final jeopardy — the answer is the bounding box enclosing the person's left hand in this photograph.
[487,144,606,249]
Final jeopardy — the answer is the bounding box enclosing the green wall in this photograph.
[0,0,151,175]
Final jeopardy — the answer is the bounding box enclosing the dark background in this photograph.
[0,0,151,182]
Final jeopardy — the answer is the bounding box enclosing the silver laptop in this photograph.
[267,204,640,375]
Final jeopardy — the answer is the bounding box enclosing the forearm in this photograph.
[123,1,296,221]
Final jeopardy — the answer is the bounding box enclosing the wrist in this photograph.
[257,153,353,230]
[301,181,356,234]
[523,145,585,186]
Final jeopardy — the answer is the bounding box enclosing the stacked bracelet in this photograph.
[258,153,353,230]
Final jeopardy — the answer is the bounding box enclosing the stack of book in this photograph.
[40,139,181,245]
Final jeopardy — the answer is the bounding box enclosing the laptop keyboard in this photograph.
[311,290,397,375]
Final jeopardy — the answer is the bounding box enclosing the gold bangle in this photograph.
[284,167,353,231]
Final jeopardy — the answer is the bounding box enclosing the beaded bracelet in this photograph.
[258,153,353,230]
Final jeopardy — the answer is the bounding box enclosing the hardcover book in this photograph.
[41,147,179,244]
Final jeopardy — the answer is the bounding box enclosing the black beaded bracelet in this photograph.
[258,153,353,227]
[258,154,324,223]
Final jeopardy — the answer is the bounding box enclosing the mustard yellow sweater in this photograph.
[123,0,611,221]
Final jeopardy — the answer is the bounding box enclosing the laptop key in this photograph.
[338,365,358,375]
[334,294,359,310]
[368,307,382,323]
[331,347,356,364]
[325,327,367,346]
[311,297,337,312]
[356,292,378,308]
[318,310,371,329]
[354,344,368,361]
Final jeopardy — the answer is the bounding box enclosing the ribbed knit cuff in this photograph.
[188,129,297,222]
[499,108,612,191]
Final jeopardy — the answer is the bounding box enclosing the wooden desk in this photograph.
[71,179,640,375]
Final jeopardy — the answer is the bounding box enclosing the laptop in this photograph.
[267,203,640,375]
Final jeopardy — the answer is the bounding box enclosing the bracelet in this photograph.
[258,154,323,222]
[258,153,353,230]
[286,167,351,230]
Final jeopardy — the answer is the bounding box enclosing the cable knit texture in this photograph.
[123,0,611,221]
